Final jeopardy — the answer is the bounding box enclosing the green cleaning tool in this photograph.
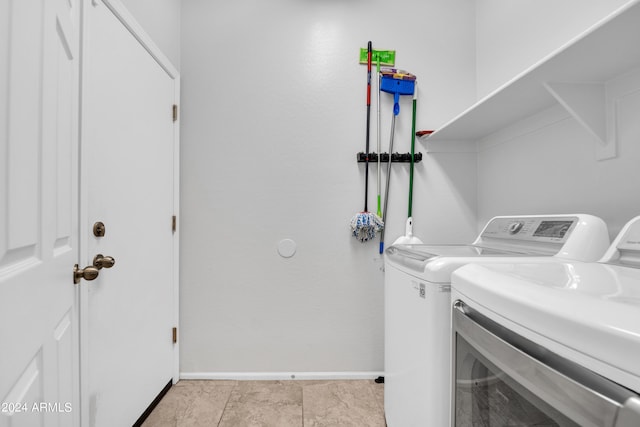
[379,69,416,254]
[359,48,396,67]
[393,81,423,245]
[376,59,383,220]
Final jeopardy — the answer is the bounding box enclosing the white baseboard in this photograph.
[179,371,384,381]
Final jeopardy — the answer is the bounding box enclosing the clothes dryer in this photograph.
[384,214,610,427]
[450,215,640,426]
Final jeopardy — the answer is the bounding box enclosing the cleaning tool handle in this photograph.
[380,112,396,254]
[364,41,372,212]
[408,82,417,218]
[376,59,382,218]
[393,93,400,116]
[366,41,372,106]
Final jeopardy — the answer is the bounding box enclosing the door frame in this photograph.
[78,0,180,424]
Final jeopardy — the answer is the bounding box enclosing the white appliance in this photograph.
[450,215,640,426]
[384,214,610,427]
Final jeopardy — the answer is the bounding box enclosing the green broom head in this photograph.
[350,211,384,242]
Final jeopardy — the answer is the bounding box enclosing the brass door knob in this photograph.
[73,264,99,284]
[93,254,115,269]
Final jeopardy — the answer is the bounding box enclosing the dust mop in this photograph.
[359,47,396,223]
[351,41,383,242]
[394,81,423,245]
[359,48,396,69]
[379,69,416,253]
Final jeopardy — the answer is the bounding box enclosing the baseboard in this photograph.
[179,371,384,381]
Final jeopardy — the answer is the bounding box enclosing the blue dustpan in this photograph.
[380,70,416,116]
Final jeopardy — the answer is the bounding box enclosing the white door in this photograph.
[0,0,80,426]
[80,1,179,426]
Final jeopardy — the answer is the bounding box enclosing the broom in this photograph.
[351,41,383,242]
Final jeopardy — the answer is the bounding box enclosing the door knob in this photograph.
[93,254,115,269]
[73,264,99,284]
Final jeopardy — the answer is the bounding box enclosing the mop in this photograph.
[351,42,383,242]
[393,81,423,245]
[378,69,416,253]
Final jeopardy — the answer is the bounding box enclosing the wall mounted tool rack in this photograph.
[356,152,423,163]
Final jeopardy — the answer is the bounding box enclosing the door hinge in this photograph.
[172,327,178,344]
[172,104,178,122]
[172,215,177,233]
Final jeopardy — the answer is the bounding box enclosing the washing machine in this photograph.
[384,214,610,427]
[450,215,640,426]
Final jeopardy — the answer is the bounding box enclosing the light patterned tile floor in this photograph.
[142,380,386,427]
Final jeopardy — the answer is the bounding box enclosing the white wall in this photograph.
[475,2,640,240]
[180,0,477,375]
[124,0,639,377]
[118,0,180,69]
[478,82,640,240]
[475,0,631,98]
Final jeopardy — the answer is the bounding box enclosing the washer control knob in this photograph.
[508,221,524,235]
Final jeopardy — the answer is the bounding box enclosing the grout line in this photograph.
[301,382,305,427]
[216,381,237,427]
[149,379,385,426]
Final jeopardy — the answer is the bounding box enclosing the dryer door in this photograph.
[452,301,640,427]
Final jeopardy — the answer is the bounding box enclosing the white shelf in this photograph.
[423,0,640,159]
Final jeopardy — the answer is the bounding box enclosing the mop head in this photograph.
[350,211,384,242]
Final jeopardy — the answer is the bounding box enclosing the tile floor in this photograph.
[142,379,386,427]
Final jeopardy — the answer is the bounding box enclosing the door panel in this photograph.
[1,0,79,426]
[2,0,42,263]
[82,2,177,425]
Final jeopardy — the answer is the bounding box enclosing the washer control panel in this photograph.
[481,216,577,243]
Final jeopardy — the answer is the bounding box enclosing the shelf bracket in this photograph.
[544,82,616,160]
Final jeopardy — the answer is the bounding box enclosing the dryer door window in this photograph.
[454,333,577,426]
[452,301,640,427]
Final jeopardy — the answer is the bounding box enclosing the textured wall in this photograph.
[475,0,631,98]
[478,91,640,241]
[475,1,640,238]
[179,0,477,375]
